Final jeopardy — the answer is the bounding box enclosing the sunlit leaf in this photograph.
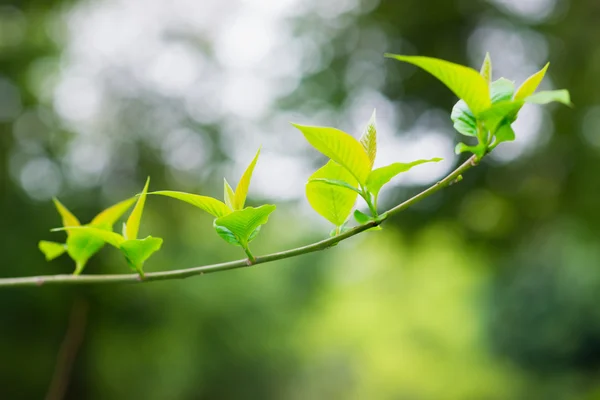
[56,226,125,248]
[353,209,372,224]
[213,224,242,246]
[479,100,523,135]
[223,178,236,210]
[308,178,361,194]
[366,158,443,198]
[65,230,106,268]
[52,198,80,236]
[90,197,136,228]
[480,52,492,86]
[455,142,486,157]
[306,160,359,227]
[38,241,67,261]
[490,78,515,104]
[493,123,516,146]
[120,236,163,275]
[151,191,230,218]
[514,63,549,101]
[525,89,572,106]
[214,205,276,246]
[385,54,491,115]
[450,100,477,137]
[359,109,377,168]
[125,178,150,240]
[234,148,260,210]
[292,124,371,184]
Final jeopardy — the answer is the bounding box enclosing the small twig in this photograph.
[45,297,89,400]
[0,155,478,288]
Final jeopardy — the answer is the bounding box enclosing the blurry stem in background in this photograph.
[45,297,88,400]
[0,155,477,287]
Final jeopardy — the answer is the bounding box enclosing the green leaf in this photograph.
[90,197,136,228]
[213,205,276,247]
[151,191,230,218]
[213,224,242,246]
[455,142,487,158]
[307,178,361,194]
[353,209,373,224]
[366,158,443,198]
[65,230,106,268]
[385,54,491,115]
[125,177,150,240]
[234,148,260,210]
[120,236,163,275]
[223,178,236,210]
[359,109,377,168]
[292,124,371,184]
[480,52,492,86]
[479,100,523,135]
[39,241,67,261]
[493,123,516,146]
[56,226,125,248]
[450,100,477,137]
[490,78,515,104]
[52,198,80,235]
[525,89,572,106]
[514,63,549,101]
[306,160,359,227]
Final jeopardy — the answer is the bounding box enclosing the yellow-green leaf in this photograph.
[514,63,549,101]
[385,54,491,115]
[292,124,371,184]
[90,197,136,228]
[366,158,443,198]
[480,52,492,86]
[306,160,359,226]
[39,241,67,261]
[125,177,150,240]
[151,191,230,218]
[359,109,377,169]
[52,198,80,235]
[56,226,125,248]
[525,89,572,106]
[223,178,236,210]
[234,148,260,210]
[120,236,163,275]
[214,205,276,246]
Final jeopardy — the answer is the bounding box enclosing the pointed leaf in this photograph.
[234,148,260,210]
[213,224,242,246]
[151,191,230,218]
[52,198,80,236]
[39,241,67,261]
[223,178,236,210]
[292,124,371,184]
[480,52,492,86]
[455,142,486,158]
[491,78,515,104]
[65,230,106,268]
[125,178,150,240]
[91,197,136,229]
[525,89,572,106]
[359,109,377,169]
[514,63,549,101]
[120,236,163,273]
[56,226,125,248]
[214,205,276,246]
[308,178,361,194]
[306,160,359,226]
[366,158,443,198]
[353,209,373,224]
[451,100,477,137]
[493,123,516,146]
[479,100,523,134]
[385,54,491,115]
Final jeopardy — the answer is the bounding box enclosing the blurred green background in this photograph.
[1,0,599,398]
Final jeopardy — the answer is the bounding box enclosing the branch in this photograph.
[0,155,477,288]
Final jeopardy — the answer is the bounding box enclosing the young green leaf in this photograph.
[120,236,163,276]
[233,148,260,210]
[451,100,477,137]
[52,198,80,235]
[308,178,361,194]
[125,178,150,240]
[306,160,359,227]
[366,158,443,198]
[480,52,492,86]
[292,124,372,184]
[91,197,136,228]
[213,205,276,247]
[359,109,377,169]
[525,89,572,106]
[514,63,549,101]
[455,142,487,157]
[353,209,373,224]
[490,78,515,104]
[38,241,67,261]
[223,178,236,210]
[492,123,516,147]
[55,226,125,248]
[385,54,491,115]
[479,100,523,135]
[151,191,231,218]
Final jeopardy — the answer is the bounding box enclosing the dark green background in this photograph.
[1,0,599,398]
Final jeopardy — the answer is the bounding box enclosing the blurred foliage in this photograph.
[1,0,600,399]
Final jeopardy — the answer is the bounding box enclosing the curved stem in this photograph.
[0,155,477,288]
